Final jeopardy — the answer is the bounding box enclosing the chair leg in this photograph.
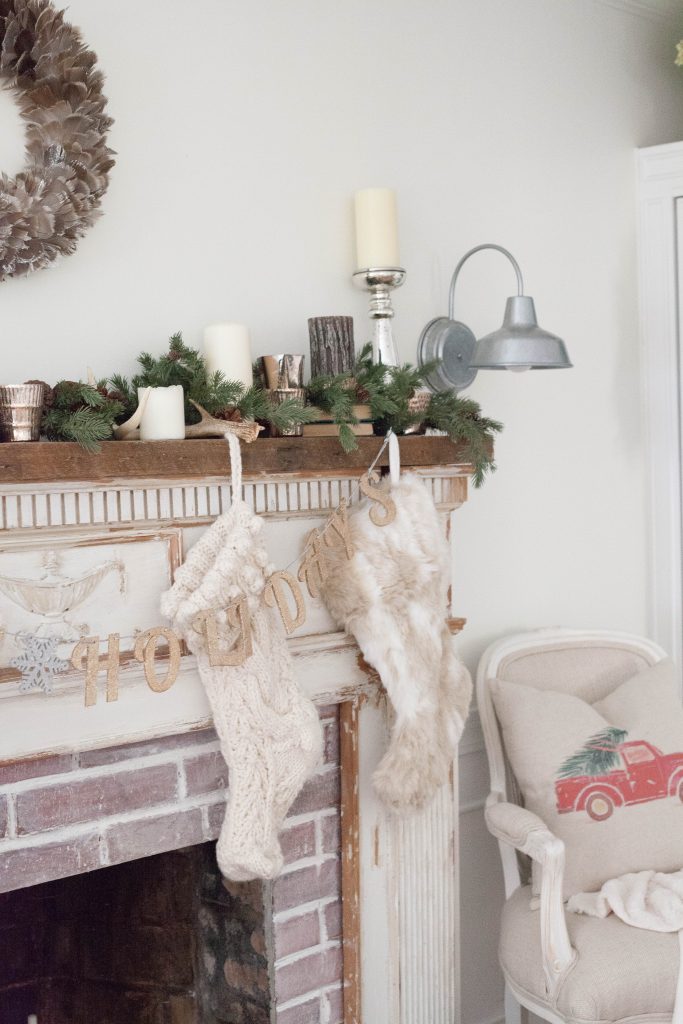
[504,984,533,1024]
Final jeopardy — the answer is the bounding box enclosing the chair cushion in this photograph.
[490,659,683,896]
[501,886,677,1023]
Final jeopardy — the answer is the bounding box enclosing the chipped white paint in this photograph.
[0,469,464,533]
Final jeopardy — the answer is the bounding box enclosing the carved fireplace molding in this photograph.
[0,438,470,1024]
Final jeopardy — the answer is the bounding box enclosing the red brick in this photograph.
[273,859,341,914]
[79,729,217,767]
[280,821,316,865]
[274,910,320,960]
[15,763,178,835]
[323,719,340,765]
[184,750,228,796]
[206,799,227,838]
[0,753,73,785]
[323,985,343,1024]
[0,834,101,893]
[104,807,204,864]
[287,768,340,818]
[320,813,340,855]
[275,998,321,1024]
[275,945,343,1003]
[324,901,342,942]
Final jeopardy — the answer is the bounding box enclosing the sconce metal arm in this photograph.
[448,244,524,320]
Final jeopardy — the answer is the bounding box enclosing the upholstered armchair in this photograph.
[477,628,680,1024]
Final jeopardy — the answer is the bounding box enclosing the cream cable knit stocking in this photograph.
[161,434,322,880]
[319,472,472,812]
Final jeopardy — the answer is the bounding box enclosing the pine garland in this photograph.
[41,381,125,453]
[306,371,358,453]
[308,343,502,485]
[114,334,315,432]
[24,335,502,483]
[424,392,501,488]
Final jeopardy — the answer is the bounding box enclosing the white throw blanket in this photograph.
[568,870,683,1023]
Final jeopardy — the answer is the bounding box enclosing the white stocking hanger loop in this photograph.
[388,430,401,486]
[226,431,243,498]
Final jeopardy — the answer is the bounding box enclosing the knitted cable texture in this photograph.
[161,434,322,880]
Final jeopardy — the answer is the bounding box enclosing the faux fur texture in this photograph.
[320,472,472,812]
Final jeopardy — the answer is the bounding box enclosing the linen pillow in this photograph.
[490,659,683,897]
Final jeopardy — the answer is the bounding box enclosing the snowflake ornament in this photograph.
[11,634,69,693]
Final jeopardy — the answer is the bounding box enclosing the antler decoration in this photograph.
[184,401,263,443]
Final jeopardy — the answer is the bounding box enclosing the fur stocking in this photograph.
[161,436,322,880]
[320,472,472,812]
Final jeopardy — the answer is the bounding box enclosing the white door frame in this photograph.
[637,141,683,679]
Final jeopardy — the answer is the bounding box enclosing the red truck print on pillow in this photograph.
[555,727,683,822]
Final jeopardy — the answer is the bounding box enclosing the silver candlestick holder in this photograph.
[352,267,406,366]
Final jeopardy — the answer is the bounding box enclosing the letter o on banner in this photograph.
[134,627,182,692]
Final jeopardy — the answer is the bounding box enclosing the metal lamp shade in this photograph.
[469,296,572,371]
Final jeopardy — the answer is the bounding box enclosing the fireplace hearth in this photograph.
[0,709,344,1024]
[0,844,270,1024]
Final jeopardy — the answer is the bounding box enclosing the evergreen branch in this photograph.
[557,728,628,779]
[235,385,273,423]
[265,397,318,432]
[42,381,124,452]
[338,421,357,453]
[307,373,358,440]
[193,371,244,415]
[108,374,137,418]
[124,333,247,423]
[425,391,502,487]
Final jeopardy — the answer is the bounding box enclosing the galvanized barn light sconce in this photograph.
[417,243,572,391]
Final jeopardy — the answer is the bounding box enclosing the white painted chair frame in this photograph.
[476,627,667,1024]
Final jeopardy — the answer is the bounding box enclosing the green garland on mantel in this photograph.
[308,343,501,486]
[30,333,503,486]
[110,333,316,434]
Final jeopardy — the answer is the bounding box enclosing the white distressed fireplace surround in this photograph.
[0,444,468,1024]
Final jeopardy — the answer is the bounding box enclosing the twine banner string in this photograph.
[280,428,394,575]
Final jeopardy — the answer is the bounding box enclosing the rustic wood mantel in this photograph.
[0,435,472,484]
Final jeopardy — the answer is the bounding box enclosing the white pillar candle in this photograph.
[203,323,253,388]
[139,385,186,441]
[27,1016,38,1024]
[354,188,400,270]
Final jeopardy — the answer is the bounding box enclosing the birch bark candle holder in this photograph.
[308,316,355,377]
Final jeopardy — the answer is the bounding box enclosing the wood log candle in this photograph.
[308,316,355,377]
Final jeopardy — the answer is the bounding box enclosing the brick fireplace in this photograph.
[0,707,343,1023]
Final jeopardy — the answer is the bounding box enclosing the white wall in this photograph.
[2,1,683,1021]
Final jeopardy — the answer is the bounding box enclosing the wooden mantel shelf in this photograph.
[0,435,474,485]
